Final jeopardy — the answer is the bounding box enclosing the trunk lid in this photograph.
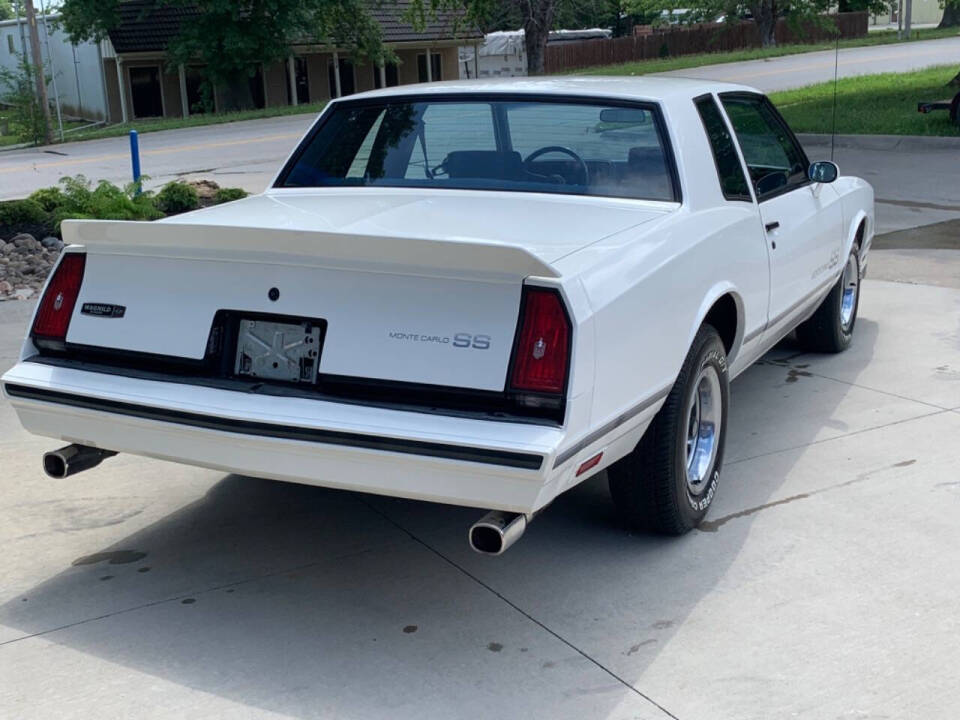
[59,190,669,391]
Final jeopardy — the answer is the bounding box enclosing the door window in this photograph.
[720,94,808,200]
[417,53,442,82]
[694,95,751,202]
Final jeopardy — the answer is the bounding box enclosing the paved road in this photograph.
[1,37,957,206]
[2,266,960,717]
[0,114,315,202]
[657,35,960,91]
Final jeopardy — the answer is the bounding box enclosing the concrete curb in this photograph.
[797,133,960,152]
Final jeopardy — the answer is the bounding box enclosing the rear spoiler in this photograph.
[61,219,560,281]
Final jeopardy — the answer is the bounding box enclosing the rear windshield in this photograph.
[277,97,678,202]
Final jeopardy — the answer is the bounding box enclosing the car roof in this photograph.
[339,75,761,104]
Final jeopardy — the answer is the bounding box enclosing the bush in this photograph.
[156,181,199,214]
[0,60,49,145]
[214,187,248,204]
[28,186,66,212]
[0,198,47,226]
[50,175,163,230]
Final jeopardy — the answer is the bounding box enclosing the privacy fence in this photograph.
[544,12,869,74]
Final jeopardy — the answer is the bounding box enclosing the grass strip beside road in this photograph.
[9,101,329,147]
[770,65,959,136]
[570,27,959,76]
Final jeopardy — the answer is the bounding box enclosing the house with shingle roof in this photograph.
[100,0,482,122]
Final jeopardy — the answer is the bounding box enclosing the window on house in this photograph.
[8,35,15,55]
[417,52,442,82]
[373,63,399,89]
[328,58,355,97]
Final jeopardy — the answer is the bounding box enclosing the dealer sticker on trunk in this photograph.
[81,303,126,318]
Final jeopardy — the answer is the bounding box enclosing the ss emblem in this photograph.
[453,333,491,349]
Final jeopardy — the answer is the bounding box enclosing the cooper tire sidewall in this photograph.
[675,338,729,523]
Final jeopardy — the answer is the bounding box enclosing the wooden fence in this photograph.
[544,12,868,74]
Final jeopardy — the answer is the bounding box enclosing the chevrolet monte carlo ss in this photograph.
[2,77,873,554]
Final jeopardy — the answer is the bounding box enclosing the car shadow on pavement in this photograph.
[0,321,882,718]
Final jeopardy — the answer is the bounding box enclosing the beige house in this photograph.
[101,0,482,122]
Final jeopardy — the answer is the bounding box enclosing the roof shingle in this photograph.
[108,0,480,54]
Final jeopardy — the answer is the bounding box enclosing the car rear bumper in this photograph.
[2,361,575,513]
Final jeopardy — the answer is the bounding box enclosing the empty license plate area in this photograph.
[234,316,324,383]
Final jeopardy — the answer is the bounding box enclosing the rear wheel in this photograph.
[608,324,729,535]
[796,242,860,353]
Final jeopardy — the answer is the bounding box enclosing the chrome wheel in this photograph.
[840,252,859,331]
[684,365,722,495]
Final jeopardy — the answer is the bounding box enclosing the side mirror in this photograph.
[808,161,839,183]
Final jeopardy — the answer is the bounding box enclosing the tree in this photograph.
[57,0,388,108]
[0,0,15,20]
[939,0,960,28]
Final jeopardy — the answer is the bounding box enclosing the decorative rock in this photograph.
[11,233,37,249]
[41,237,64,251]
[13,287,34,300]
[0,280,12,295]
[0,243,14,256]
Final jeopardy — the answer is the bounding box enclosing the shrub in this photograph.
[51,175,163,230]
[156,181,199,214]
[214,187,248,204]
[28,186,66,212]
[0,198,47,226]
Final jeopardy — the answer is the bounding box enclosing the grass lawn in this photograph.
[37,101,330,144]
[769,65,960,136]
[571,26,959,76]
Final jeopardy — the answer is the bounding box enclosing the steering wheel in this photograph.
[523,146,589,186]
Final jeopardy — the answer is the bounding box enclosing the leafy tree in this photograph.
[57,0,389,107]
[0,0,15,21]
[940,0,960,29]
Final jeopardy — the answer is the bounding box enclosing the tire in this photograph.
[608,324,729,535]
[796,242,860,354]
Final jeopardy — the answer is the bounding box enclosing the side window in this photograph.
[694,95,751,202]
[720,95,808,200]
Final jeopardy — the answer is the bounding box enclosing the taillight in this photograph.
[32,253,86,342]
[509,287,570,395]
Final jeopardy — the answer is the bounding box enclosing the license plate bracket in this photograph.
[234,318,322,383]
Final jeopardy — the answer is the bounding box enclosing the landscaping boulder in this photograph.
[41,236,64,251]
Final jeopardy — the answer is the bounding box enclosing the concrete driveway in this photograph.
[2,249,959,717]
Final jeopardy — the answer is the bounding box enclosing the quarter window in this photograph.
[694,95,751,202]
[720,94,808,200]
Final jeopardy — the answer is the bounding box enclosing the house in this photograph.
[103,0,483,122]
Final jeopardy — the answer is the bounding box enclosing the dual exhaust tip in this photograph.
[43,444,529,554]
[43,444,116,479]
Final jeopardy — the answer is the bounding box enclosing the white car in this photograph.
[2,77,873,554]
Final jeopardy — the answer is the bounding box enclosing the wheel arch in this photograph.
[846,211,868,257]
[687,285,744,366]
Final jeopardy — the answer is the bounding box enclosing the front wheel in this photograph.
[796,243,860,353]
[608,324,729,535]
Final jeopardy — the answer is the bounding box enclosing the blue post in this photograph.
[129,130,141,194]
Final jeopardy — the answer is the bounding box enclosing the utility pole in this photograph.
[904,0,912,39]
[22,0,52,145]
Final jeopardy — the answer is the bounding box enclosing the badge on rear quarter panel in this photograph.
[81,303,126,318]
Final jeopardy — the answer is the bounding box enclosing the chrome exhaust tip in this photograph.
[43,444,116,479]
[469,510,528,555]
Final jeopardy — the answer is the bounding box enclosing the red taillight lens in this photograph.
[32,253,86,341]
[510,287,570,395]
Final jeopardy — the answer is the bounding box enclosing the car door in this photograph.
[719,93,841,331]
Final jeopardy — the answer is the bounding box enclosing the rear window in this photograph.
[277,97,678,202]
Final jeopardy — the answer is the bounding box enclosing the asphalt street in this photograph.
[656,34,960,91]
[2,246,960,717]
[1,36,958,216]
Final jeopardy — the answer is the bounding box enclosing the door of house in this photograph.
[129,66,163,118]
[328,58,355,97]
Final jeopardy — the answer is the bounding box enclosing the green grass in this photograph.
[570,26,960,76]
[769,65,959,136]
[47,101,329,144]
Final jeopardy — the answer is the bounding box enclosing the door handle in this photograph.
[765,221,780,232]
